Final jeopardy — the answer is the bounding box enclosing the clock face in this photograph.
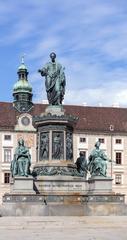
[21,116,30,126]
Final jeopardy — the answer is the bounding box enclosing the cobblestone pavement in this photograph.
[0,216,127,240]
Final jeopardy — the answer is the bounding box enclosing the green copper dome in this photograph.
[13,79,32,93]
[13,57,33,112]
[13,58,32,93]
[18,63,27,70]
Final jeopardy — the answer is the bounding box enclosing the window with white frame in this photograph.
[98,138,105,143]
[115,139,122,144]
[4,135,11,140]
[115,174,122,185]
[115,152,122,165]
[4,172,10,184]
[79,137,86,143]
[4,148,12,162]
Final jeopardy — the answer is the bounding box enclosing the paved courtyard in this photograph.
[0,216,127,240]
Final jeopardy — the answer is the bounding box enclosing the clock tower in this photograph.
[13,58,33,112]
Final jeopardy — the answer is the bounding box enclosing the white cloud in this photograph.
[65,81,127,107]
[27,37,60,61]
[1,0,127,106]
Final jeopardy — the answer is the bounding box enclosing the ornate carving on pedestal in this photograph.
[66,132,73,160]
[32,165,85,177]
[40,132,49,160]
[52,132,64,160]
[33,114,78,127]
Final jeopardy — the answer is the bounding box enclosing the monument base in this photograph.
[11,176,35,194]
[2,192,126,216]
[44,105,65,116]
[88,176,113,194]
[2,176,127,216]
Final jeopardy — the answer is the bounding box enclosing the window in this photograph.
[79,137,86,143]
[115,174,122,185]
[21,94,26,101]
[4,135,11,140]
[98,138,105,143]
[109,125,114,131]
[16,95,19,101]
[4,173,10,184]
[115,139,122,144]
[21,73,25,79]
[4,148,12,162]
[116,152,122,165]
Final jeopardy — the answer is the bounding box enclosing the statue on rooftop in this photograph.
[38,52,66,105]
[11,138,31,177]
[87,141,109,177]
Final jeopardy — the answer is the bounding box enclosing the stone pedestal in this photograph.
[3,175,126,216]
[34,176,88,194]
[44,105,65,116]
[11,176,35,194]
[88,176,113,194]
[32,106,79,177]
[2,192,126,216]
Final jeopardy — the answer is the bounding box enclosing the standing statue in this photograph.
[66,132,73,160]
[40,133,49,160]
[75,152,87,178]
[88,141,109,177]
[52,133,63,159]
[38,52,66,105]
[11,138,31,177]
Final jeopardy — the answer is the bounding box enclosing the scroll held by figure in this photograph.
[38,52,66,105]
[11,138,31,177]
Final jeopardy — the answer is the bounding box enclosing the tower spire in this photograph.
[12,59,33,112]
[21,55,24,64]
[21,53,26,64]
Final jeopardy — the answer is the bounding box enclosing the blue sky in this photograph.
[1,0,127,107]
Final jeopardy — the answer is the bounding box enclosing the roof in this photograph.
[0,102,127,133]
[13,79,32,93]
[18,63,27,71]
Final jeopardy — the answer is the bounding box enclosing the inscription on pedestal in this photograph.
[35,180,87,193]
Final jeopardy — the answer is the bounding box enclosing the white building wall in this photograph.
[0,128,127,203]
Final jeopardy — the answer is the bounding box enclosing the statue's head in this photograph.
[95,140,101,148]
[41,134,46,138]
[80,152,85,157]
[50,52,56,62]
[18,138,24,146]
[67,132,70,137]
